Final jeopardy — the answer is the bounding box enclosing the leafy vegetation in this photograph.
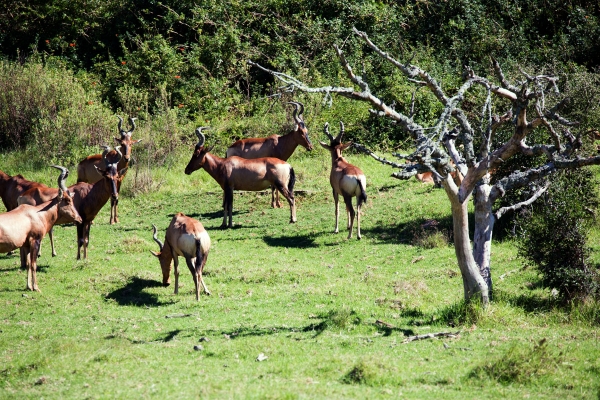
[1,0,600,397]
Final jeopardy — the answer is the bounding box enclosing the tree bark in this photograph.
[443,176,490,306]
[473,182,495,297]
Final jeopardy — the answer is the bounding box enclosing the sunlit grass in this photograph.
[1,151,599,398]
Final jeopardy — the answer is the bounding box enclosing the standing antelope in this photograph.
[185,127,297,228]
[226,102,312,207]
[0,171,50,256]
[18,147,127,259]
[150,213,211,300]
[320,121,367,240]
[76,116,141,224]
[0,166,82,291]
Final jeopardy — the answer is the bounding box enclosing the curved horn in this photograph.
[113,145,123,164]
[288,102,301,123]
[117,115,123,132]
[335,121,345,142]
[195,126,209,147]
[297,101,305,119]
[101,145,112,167]
[50,165,69,200]
[128,117,137,133]
[152,224,164,251]
[323,122,334,141]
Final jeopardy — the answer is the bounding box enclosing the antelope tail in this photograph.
[357,179,367,207]
[288,167,296,193]
[195,238,203,272]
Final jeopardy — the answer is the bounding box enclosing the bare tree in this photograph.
[249,27,600,306]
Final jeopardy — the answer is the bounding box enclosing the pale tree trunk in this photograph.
[473,182,495,298]
[443,177,490,306]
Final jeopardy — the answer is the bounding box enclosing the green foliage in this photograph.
[0,59,114,164]
[517,169,600,302]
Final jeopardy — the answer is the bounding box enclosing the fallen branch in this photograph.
[375,319,395,329]
[402,331,461,343]
[165,313,193,319]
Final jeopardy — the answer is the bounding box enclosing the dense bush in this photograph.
[517,169,600,302]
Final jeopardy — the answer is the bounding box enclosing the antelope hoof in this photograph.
[289,219,297,224]
[7,251,13,256]
[205,290,212,296]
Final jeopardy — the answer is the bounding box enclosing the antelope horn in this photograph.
[323,122,334,141]
[297,101,305,119]
[288,102,301,123]
[195,127,209,147]
[335,121,345,142]
[101,145,112,167]
[117,115,123,132]
[152,224,164,251]
[128,117,137,133]
[50,165,69,200]
[113,145,123,163]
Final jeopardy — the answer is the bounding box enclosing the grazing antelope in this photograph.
[76,116,141,224]
[18,146,127,260]
[226,102,312,208]
[185,127,297,228]
[0,166,82,291]
[319,121,367,240]
[150,213,211,300]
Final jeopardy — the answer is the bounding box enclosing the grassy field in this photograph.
[1,149,599,399]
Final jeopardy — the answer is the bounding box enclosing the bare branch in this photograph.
[494,182,550,220]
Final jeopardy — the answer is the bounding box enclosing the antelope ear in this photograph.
[149,250,161,257]
[294,124,299,131]
[319,141,331,150]
[119,167,129,177]
[341,142,353,151]
[114,137,122,144]
[94,165,106,174]
[133,139,143,144]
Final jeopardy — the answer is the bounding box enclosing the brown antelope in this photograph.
[185,127,297,228]
[319,121,367,240]
[0,170,49,212]
[150,213,211,300]
[0,166,82,291]
[226,102,312,208]
[76,116,141,224]
[18,146,127,260]
[0,171,51,256]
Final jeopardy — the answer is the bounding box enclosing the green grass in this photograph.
[1,150,599,399]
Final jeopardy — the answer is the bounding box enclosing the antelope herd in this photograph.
[0,104,371,298]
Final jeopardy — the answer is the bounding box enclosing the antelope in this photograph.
[226,102,312,208]
[0,166,82,291]
[185,127,297,228]
[76,116,141,224]
[319,121,367,240]
[0,170,49,213]
[1,171,51,256]
[18,146,127,260]
[150,213,211,300]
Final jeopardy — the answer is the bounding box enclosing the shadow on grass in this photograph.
[494,288,557,313]
[360,214,455,245]
[263,233,322,248]
[105,277,173,307]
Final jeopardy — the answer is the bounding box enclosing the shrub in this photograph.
[517,169,600,302]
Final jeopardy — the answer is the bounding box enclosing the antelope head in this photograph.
[319,121,352,157]
[184,127,213,175]
[288,101,313,151]
[115,116,142,163]
[95,146,127,201]
[150,224,171,286]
